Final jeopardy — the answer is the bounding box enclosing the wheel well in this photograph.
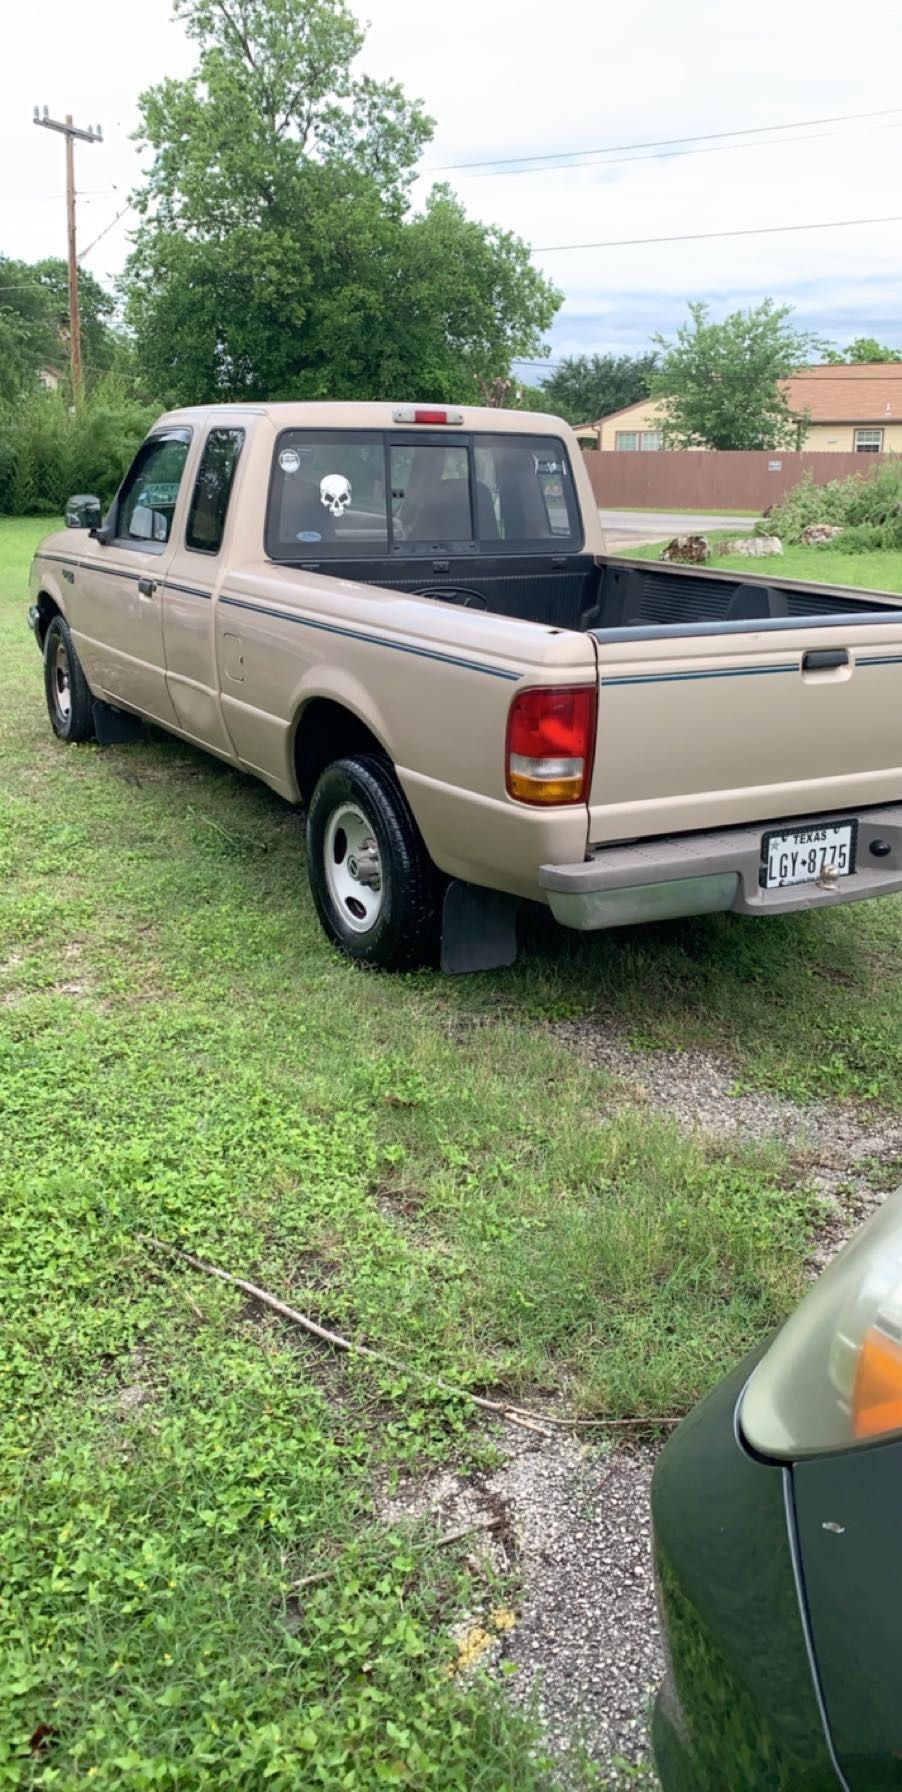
[293,698,388,804]
[34,592,62,646]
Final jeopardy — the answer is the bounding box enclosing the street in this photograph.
[599,508,761,551]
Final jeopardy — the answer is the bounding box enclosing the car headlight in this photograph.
[742,1184,902,1459]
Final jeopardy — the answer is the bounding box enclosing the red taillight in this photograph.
[506,685,597,805]
[392,407,464,425]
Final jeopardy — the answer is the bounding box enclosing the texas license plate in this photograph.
[760,819,857,889]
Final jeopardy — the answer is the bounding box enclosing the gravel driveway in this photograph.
[382,1021,902,1783]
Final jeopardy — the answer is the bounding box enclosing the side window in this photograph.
[117,434,191,548]
[186,428,245,554]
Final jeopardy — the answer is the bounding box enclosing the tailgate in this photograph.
[588,614,902,843]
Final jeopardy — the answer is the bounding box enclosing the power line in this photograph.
[534,213,902,253]
[456,117,902,180]
[81,204,132,259]
[427,104,902,174]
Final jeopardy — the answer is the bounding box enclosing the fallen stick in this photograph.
[434,1514,502,1548]
[138,1235,680,1435]
[291,1516,502,1592]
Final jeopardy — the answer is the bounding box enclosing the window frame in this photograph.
[640,431,663,452]
[109,428,193,555]
[615,431,639,451]
[854,428,884,454]
[264,428,584,562]
[185,426,246,557]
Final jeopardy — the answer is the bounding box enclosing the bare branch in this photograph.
[139,1235,681,1435]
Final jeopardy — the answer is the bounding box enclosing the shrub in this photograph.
[0,381,156,516]
[825,520,902,553]
[764,461,902,544]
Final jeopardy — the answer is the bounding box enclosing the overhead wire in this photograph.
[427,103,902,174]
[450,118,902,180]
[534,213,902,253]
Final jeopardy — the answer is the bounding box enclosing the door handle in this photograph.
[802,648,848,671]
[138,577,157,598]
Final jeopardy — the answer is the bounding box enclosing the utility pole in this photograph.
[33,106,103,406]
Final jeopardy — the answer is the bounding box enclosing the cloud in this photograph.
[3,0,901,365]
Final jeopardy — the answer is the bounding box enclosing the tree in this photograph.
[124,0,560,405]
[0,256,120,403]
[0,258,58,403]
[821,336,902,364]
[652,300,820,451]
[30,259,117,383]
[539,352,658,425]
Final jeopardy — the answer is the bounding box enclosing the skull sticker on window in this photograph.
[320,474,352,518]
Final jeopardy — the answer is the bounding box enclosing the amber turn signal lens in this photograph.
[853,1325,902,1439]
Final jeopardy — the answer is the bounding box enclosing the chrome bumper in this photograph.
[27,604,41,640]
[539,804,902,930]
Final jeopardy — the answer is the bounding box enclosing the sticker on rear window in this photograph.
[296,530,322,542]
[279,448,302,474]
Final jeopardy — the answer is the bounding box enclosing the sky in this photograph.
[4,0,902,380]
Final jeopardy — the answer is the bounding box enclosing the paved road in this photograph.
[600,508,760,538]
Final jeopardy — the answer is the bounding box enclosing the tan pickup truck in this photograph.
[28,401,902,971]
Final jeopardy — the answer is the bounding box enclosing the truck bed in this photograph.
[335,550,902,632]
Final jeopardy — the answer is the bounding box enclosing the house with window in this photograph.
[584,364,902,453]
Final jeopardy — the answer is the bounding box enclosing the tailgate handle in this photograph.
[802,648,848,671]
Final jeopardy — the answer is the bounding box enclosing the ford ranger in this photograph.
[27,402,902,971]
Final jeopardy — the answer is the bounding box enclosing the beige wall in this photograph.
[597,398,667,450]
[801,421,902,453]
[595,403,902,454]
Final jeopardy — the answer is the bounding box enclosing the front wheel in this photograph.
[43,615,95,743]
[306,755,440,969]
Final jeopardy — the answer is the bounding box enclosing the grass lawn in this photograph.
[3,516,902,1787]
[617,533,902,594]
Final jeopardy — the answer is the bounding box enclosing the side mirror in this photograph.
[65,493,103,532]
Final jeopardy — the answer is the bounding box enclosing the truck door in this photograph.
[161,424,246,756]
[72,429,191,726]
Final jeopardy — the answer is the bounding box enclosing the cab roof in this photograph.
[155,400,571,436]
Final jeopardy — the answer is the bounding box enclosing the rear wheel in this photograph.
[43,615,95,743]
[306,755,440,969]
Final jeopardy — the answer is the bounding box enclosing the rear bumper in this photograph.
[539,802,902,929]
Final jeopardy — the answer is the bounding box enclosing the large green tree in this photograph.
[539,352,659,425]
[652,300,819,451]
[124,0,560,404]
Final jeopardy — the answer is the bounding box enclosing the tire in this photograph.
[43,615,95,743]
[306,755,440,969]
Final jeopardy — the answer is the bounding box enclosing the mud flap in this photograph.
[92,701,145,745]
[440,880,519,974]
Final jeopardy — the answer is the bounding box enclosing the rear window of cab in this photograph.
[265,430,584,559]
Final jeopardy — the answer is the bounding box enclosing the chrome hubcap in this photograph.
[53,638,72,722]
[324,803,384,933]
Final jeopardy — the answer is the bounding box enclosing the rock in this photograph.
[800,523,844,546]
[659,534,710,564]
[721,535,784,557]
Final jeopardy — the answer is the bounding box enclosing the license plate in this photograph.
[760,819,858,890]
